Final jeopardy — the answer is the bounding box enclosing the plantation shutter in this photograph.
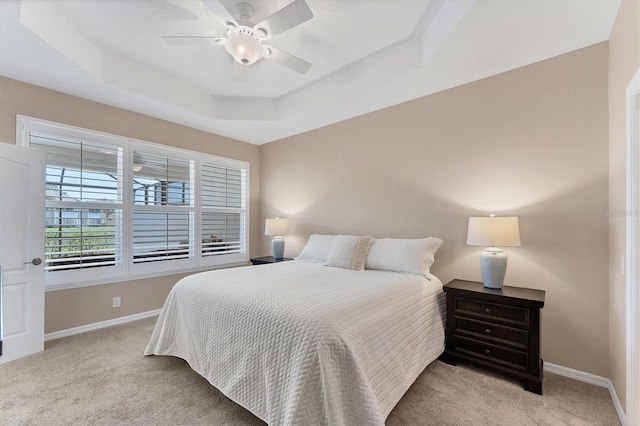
[30,133,123,272]
[200,163,246,256]
[132,149,194,263]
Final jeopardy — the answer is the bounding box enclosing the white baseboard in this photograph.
[44,309,161,342]
[544,362,610,387]
[544,362,626,425]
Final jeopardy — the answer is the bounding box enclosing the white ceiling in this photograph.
[0,0,621,145]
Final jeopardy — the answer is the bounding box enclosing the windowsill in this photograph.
[44,261,249,292]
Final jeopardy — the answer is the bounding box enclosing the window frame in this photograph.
[198,155,249,264]
[18,116,250,291]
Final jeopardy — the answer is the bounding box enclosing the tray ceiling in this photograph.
[0,0,621,144]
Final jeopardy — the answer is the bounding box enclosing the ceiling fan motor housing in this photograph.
[225,26,265,65]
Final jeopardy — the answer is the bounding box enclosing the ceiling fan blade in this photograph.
[254,0,313,40]
[232,61,248,81]
[265,45,311,74]
[201,0,239,29]
[162,35,226,45]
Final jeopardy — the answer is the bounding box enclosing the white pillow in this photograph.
[325,235,374,271]
[365,237,443,277]
[296,234,337,263]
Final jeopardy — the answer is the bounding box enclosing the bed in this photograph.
[145,236,445,425]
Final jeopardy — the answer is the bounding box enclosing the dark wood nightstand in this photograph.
[250,256,294,265]
[440,279,545,394]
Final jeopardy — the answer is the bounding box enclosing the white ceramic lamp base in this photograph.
[272,237,285,260]
[480,247,508,289]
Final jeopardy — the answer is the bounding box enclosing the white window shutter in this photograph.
[31,134,123,273]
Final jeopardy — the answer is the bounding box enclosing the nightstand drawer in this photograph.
[453,316,529,350]
[454,297,530,327]
[453,335,529,372]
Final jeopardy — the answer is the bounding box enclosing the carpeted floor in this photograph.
[0,317,621,425]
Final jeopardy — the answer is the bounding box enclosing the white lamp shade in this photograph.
[467,216,521,247]
[265,217,290,236]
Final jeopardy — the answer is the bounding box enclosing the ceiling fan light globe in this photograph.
[225,34,264,66]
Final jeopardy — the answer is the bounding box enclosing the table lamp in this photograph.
[467,215,521,289]
[265,217,290,259]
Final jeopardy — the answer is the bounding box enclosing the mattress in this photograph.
[144,260,445,425]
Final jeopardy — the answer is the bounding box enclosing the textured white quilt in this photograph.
[144,260,445,425]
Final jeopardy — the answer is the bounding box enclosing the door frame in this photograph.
[625,67,639,426]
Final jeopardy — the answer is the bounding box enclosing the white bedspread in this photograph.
[144,260,445,425]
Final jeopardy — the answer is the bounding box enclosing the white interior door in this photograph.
[0,142,45,364]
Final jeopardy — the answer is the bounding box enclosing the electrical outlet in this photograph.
[112,296,121,308]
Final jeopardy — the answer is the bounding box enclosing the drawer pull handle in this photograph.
[485,349,491,355]
[485,328,491,335]
[485,308,492,314]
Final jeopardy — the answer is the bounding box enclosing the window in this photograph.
[201,162,247,257]
[18,116,249,289]
[131,147,193,266]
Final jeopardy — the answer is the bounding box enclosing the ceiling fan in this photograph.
[162,0,313,81]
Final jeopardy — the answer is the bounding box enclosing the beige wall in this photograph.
[0,76,261,333]
[260,43,611,377]
[608,0,640,414]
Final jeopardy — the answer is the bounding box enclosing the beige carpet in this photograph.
[0,317,620,425]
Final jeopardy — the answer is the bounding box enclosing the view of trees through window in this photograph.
[45,206,119,270]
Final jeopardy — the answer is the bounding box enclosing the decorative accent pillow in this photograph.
[365,237,443,277]
[325,235,374,271]
[295,234,337,263]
